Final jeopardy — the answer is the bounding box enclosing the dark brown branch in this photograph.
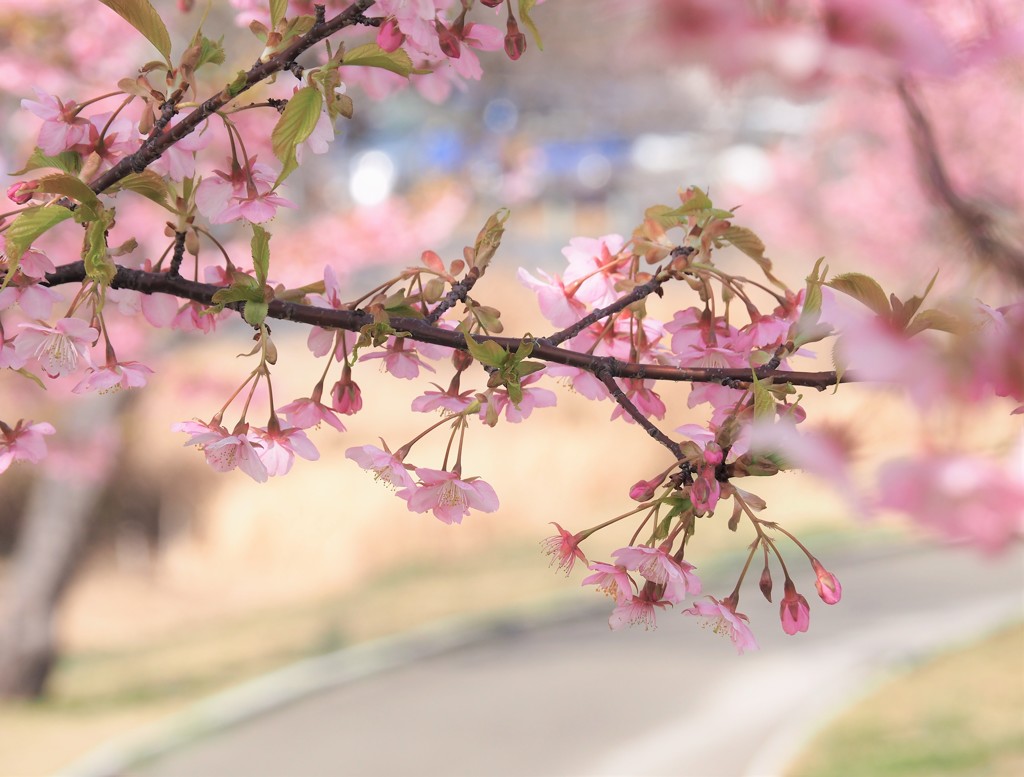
[38,260,849,390]
[425,266,480,324]
[87,0,377,195]
[594,365,684,459]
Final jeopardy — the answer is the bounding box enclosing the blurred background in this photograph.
[0,1,1021,775]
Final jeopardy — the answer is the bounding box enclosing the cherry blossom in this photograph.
[541,522,588,575]
[173,419,268,483]
[412,384,476,414]
[397,467,499,524]
[0,419,56,474]
[252,423,320,477]
[360,337,437,379]
[683,595,759,654]
[72,360,153,394]
[345,444,415,490]
[195,159,295,224]
[15,318,98,378]
[277,396,347,432]
[330,373,363,415]
[608,591,669,631]
[516,267,587,328]
[480,373,556,423]
[612,545,701,605]
[581,562,635,604]
[20,89,91,154]
[561,234,627,307]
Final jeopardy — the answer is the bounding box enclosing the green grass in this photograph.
[788,623,1024,777]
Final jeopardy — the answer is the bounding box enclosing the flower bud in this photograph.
[7,180,37,205]
[758,562,773,602]
[377,18,404,53]
[504,17,527,60]
[331,377,363,415]
[811,557,842,604]
[435,19,461,59]
[480,0,504,7]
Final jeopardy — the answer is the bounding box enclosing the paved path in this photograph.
[71,542,1023,777]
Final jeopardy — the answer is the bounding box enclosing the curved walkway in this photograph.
[64,541,1023,777]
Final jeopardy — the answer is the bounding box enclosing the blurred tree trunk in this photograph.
[0,396,123,699]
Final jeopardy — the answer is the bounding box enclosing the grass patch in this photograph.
[788,622,1024,777]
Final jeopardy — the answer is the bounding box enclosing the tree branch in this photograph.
[37,260,849,390]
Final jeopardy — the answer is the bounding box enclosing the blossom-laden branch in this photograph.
[33,259,847,391]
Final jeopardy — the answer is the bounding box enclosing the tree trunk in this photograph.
[0,396,122,698]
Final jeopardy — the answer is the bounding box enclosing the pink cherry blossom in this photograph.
[561,234,627,307]
[811,558,842,605]
[277,396,346,432]
[683,595,759,654]
[0,280,62,320]
[608,591,669,631]
[412,384,476,414]
[345,444,415,490]
[581,561,635,604]
[252,423,320,477]
[543,363,610,401]
[481,373,557,423]
[0,419,56,474]
[612,545,701,605]
[21,89,91,154]
[609,379,666,424]
[516,267,588,328]
[779,580,811,635]
[331,375,363,415]
[195,159,295,224]
[72,360,153,394]
[690,465,721,514]
[397,467,499,525]
[15,318,98,378]
[149,116,212,181]
[360,337,436,379]
[173,419,268,483]
[541,522,588,575]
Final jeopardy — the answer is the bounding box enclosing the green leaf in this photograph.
[470,208,510,270]
[517,360,545,378]
[243,300,268,327]
[669,187,713,215]
[271,86,323,186]
[10,148,82,176]
[519,0,544,50]
[98,0,172,61]
[250,224,270,285]
[827,272,891,318]
[2,206,73,275]
[269,0,287,28]
[83,217,116,286]
[108,171,172,209]
[343,43,415,76]
[752,375,775,421]
[721,224,786,288]
[905,308,963,338]
[464,332,507,369]
[227,70,249,98]
[790,257,833,347]
[34,173,101,216]
[195,34,226,69]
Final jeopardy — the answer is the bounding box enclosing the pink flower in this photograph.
[195,159,294,224]
[252,423,320,477]
[173,419,268,483]
[73,360,153,394]
[0,419,56,474]
[413,384,476,414]
[612,545,701,605]
[345,444,415,490]
[683,595,759,654]
[360,337,436,379]
[397,468,499,525]
[0,281,62,320]
[691,465,721,515]
[811,558,842,605]
[15,318,98,378]
[480,373,557,423]
[608,591,669,631]
[21,89,91,154]
[377,17,405,52]
[516,267,588,327]
[561,234,627,307]
[581,561,635,604]
[149,116,212,181]
[629,474,665,502]
[541,522,588,575]
[277,396,346,432]
[779,580,811,635]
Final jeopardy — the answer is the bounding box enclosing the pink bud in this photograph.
[377,18,404,53]
[780,580,810,635]
[435,19,461,59]
[504,18,527,60]
[758,562,773,602]
[811,558,842,604]
[331,377,363,415]
[703,441,724,467]
[7,180,36,205]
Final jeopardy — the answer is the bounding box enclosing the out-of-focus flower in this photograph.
[0,419,56,474]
